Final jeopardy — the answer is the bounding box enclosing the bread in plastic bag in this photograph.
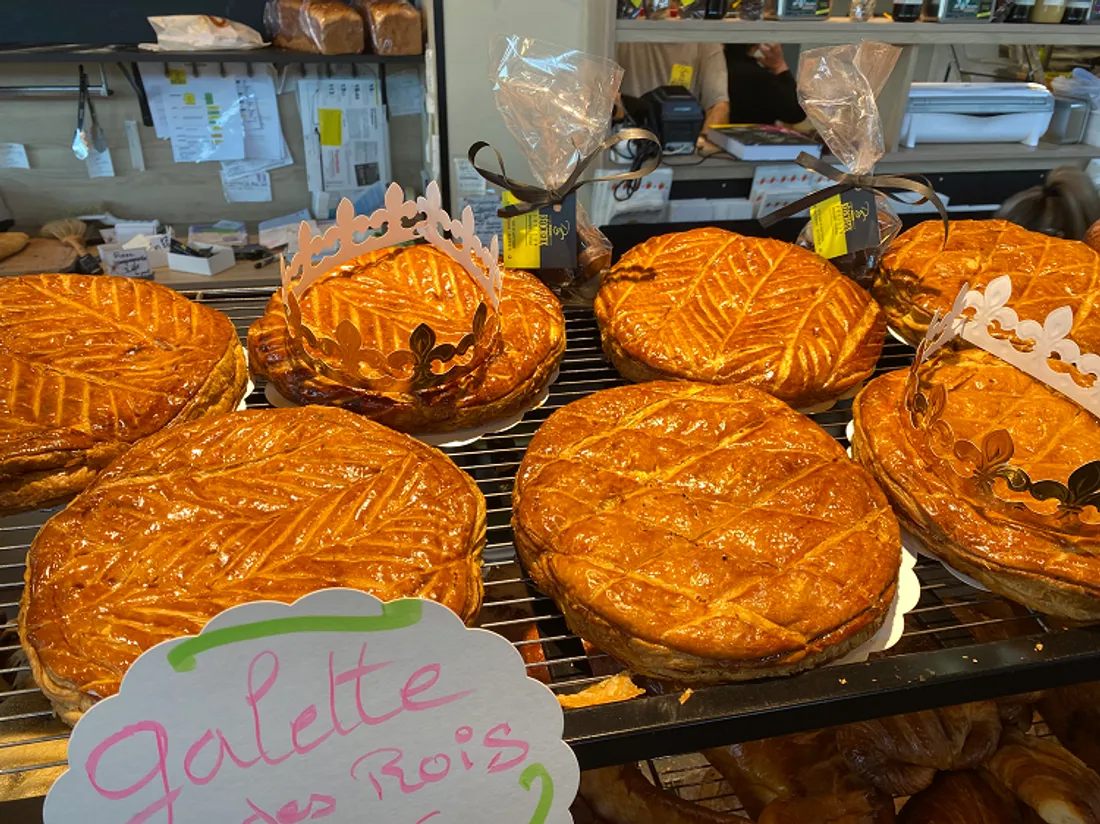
[145,16,265,51]
[265,0,364,55]
[794,42,902,287]
[350,0,422,55]
[489,36,623,301]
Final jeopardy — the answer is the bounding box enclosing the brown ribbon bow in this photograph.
[759,152,950,244]
[468,127,662,219]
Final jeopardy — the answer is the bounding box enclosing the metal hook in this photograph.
[190,62,199,78]
[219,62,227,78]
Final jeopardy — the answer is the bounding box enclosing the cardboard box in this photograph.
[166,243,235,276]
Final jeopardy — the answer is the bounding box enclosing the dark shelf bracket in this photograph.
[114,61,153,128]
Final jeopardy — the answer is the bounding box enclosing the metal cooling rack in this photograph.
[3,286,1100,806]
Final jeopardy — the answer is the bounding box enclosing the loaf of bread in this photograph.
[266,0,364,54]
[351,0,422,55]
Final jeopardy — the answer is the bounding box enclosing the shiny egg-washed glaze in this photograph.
[876,219,1100,349]
[0,274,247,513]
[987,732,1100,823]
[250,263,565,433]
[896,771,1024,824]
[852,349,1100,620]
[513,381,901,684]
[594,227,885,409]
[20,406,486,724]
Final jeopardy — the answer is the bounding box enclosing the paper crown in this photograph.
[280,182,504,393]
[904,276,1100,522]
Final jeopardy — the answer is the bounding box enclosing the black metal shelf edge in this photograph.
[0,46,424,64]
[565,626,1100,769]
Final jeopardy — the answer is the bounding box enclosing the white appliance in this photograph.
[900,83,1055,148]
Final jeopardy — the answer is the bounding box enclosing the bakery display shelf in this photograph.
[3,286,1100,808]
[615,16,1100,46]
[0,45,424,65]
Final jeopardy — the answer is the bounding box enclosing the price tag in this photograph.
[100,246,153,280]
[809,189,879,260]
[502,192,577,271]
[44,591,578,824]
[669,63,694,88]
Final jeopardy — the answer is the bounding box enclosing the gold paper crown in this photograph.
[903,277,1100,522]
[280,182,504,393]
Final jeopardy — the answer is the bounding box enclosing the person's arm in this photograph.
[755,44,806,124]
[696,44,730,149]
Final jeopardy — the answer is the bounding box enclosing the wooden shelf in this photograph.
[616,17,1100,46]
[0,45,423,65]
[662,141,1100,180]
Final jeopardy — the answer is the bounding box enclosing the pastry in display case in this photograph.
[249,184,565,435]
[986,731,1100,823]
[577,763,748,823]
[593,227,885,409]
[896,770,1033,824]
[0,274,248,514]
[513,380,901,685]
[876,219,1100,351]
[19,405,486,725]
[852,346,1100,620]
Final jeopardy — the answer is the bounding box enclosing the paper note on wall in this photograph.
[0,143,29,169]
[234,65,285,160]
[86,147,115,178]
[221,170,273,203]
[220,137,292,180]
[124,121,146,172]
[387,70,425,117]
[164,75,245,163]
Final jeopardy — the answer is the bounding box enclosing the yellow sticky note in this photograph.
[318,108,343,147]
[502,191,542,269]
[168,69,187,85]
[183,93,195,106]
[810,194,849,259]
[670,63,694,88]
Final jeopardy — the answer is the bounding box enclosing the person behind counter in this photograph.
[725,43,805,126]
[616,42,730,136]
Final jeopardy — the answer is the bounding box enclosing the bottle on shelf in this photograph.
[893,0,923,19]
[1031,0,1067,20]
[1004,0,1037,20]
[1063,0,1090,21]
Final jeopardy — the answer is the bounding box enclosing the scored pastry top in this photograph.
[0,274,243,471]
[20,406,486,722]
[594,227,885,407]
[514,381,900,677]
[877,219,1100,350]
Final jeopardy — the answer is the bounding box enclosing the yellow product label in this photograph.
[183,93,196,106]
[168,69,187,85]
[502,191,542,269]
[810,194,849,259]
[669,63,694,88]
[318,108,343,147]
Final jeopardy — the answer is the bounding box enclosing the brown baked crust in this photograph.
[0,274,247,514]
[986,731,1100,824]
[593,228,885,408]
[851,348,1100,620]
[20,406,485,724]
[876,219,1100,349]
[579,763,749,823]
[897,771,1025,824]
[248,255,565,433]
[513,381,900,684]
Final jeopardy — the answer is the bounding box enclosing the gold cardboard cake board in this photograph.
[280,182,504,393]
[903,277,1100,523]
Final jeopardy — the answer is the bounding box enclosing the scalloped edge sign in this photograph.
[44,590,578,824]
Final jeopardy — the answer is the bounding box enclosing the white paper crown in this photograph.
[905,276,1100,521]
[279,182,504,393]
[915,275,1099,417]
[281,181,502,308]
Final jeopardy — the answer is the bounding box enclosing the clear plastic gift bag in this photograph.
[795,42,903,287]
[487,36,624,302]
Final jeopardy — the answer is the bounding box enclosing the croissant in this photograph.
[579,763,749,823]
[897,771,1025,824]
[837,701,1002,795]
[985,731,1100,824]
[1037,683,1100,774]
[704,729,894,823]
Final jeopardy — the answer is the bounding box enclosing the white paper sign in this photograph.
[454,157,486,196]
[222,170,273,203]
[0,142,30,169]
[44,590,578,824]
[100,246,153,279]
[123,233,172,268]
[387,70,425,118]
[165,74,246,163]
[86,146,115,178]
